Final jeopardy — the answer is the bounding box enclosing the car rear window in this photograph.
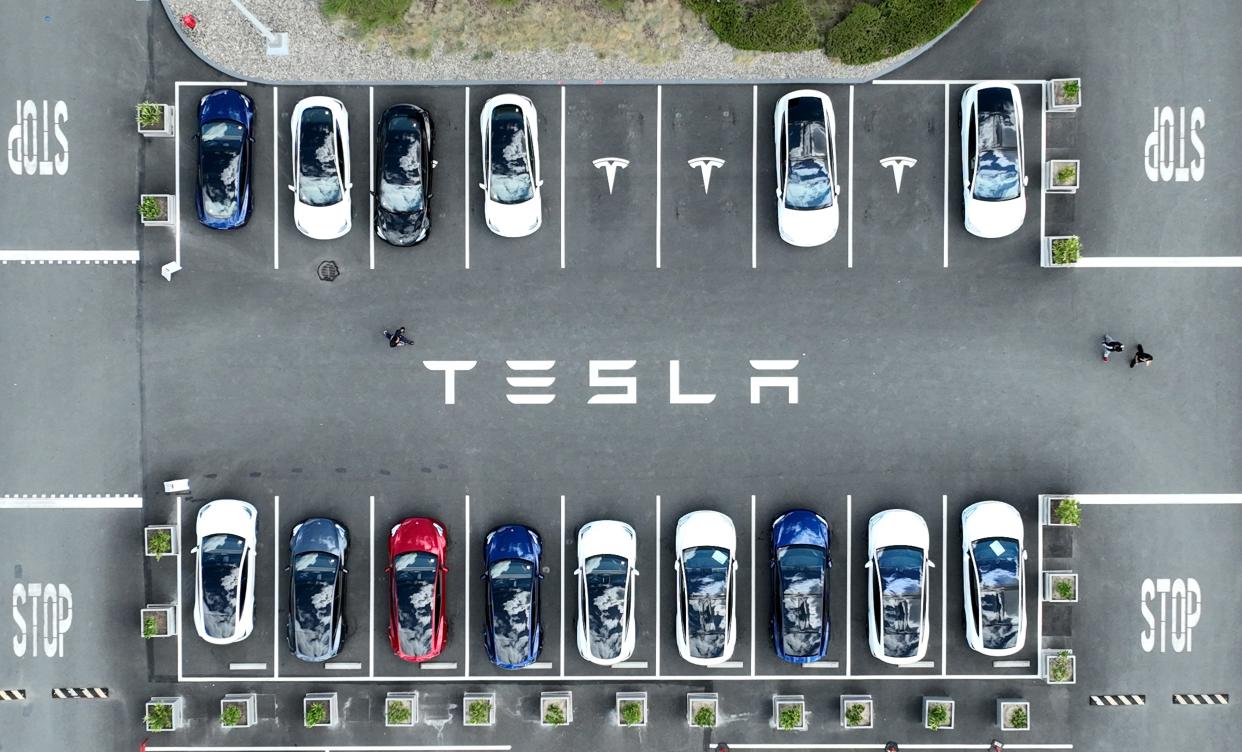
[972,538,1021,649]
[379,116,424,214]
[682,546,729,659]
[584,554,628,660]
[489,559,534,665]
[200,533,245,638]
[973,88,1021,201]
[784,101,833,211]
[199,121,244,219]
[777,545,826,657]
[298,107,342,207]
[877,545,923,658]
[394,551,437,657]
[488,105,534,205]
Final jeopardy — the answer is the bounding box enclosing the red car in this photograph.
[387,517,448,662]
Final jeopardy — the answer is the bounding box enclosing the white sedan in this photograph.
[574,520,638,666]
[192,499,258,644]
[674,510,737,666]
[961,500,1027,656]
[290,96,352,239]
[479,94,542,237]
[960,82,1027,238]
[774,89,840,247]
[865,509,933,665]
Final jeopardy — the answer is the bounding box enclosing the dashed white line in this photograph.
[0,251,139,263]
[464,87,471,271]
[655,85,662,270]
[0,495,141,508]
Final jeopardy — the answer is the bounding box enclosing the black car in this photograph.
[286,517,349,662]
[374,104,433,247]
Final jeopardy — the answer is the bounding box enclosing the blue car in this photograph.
[196,88,254,229]
[770,509,831,663]
[482,524,543,669]
[286,517,348,662]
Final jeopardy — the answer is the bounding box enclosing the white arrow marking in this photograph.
[591,157,630,194]
[879,156,917,194]
[687,156,725,194]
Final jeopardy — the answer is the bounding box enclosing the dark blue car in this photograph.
[196,88,254,229]
[286,517,348,662]
[770,509,831,663]
[482,524,543,669]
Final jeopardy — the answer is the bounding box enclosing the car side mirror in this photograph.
[287,184,295,192]
[573,568,581,576]
[384,566,391,574]
[835,184,842,195]
[478,182,486,190]
[1022,550,1028,560]
[775,187,782,198]
[441,567,449,573]
[346,183,353,190]
[190,546,199,554]
[342,567,348,574]
[633,569,639,576]
[732,561,738,571]
[537,573,545,580]
[284,566,291,572]
[863,560,871,569]
[536,179,544,188]
[1023,175,1029,186]
[928,560,936,568]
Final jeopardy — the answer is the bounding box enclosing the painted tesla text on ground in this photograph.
[1144,106,1205,182]
[1140,577,1200,653]
[687,157,725,194]
[592,158,629,194]
[7,100,68,176]
[879,156,917,194]
[11,583,73,657]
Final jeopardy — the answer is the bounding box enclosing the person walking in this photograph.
[383,326,414,348]
[1130,344,1153,368]
[1101,334,1124,362]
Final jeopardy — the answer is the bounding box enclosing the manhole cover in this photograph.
[317,260,340,282]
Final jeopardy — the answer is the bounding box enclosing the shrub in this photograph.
[305,701,327,727]
[1055,164,1077,185]
[1008,705,1028,729]
[1050,651,1074,683]
[826,0,977,65]
[143,616,158,639]
[684,0,822,52]
[845,702,867,727]
[145,703,174,731]
[135,102,163,128]
[147,528,172,559]
[1055,496,1081,524]
[543,702,566,725]
[1054,578,1075,600]
[1051,237,1081,266]
[1063,79,1080,100]
[693,704,716,727]
[221,704,243,727]
[387,699,412,725]
[139,196,163,222]
[320,0,413,30]
[467,699,492,725]
[926,702,949,730]
[778,702,802,730]
[620,700,644,726]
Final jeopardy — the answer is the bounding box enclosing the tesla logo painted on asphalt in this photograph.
[12,583,73,658]
[1140,577,1201,653]
[687,157,725,194]
[7,100,68,176]
[592,157,629,194]
[1144,106,1205,182]
[879,156,917,194]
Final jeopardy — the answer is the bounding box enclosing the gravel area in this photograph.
[163,0,912,83]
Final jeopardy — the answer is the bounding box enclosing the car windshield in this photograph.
[682,546,729,659]
[489,558,534,665]
[297,107,342,207]
[200,533,245,639]
[972,538,1021,650]
[292,551,339,657]
[785,104,833,211]
[876,545,924,658]
[973,89,1021,201]
[777,545,826,657]
[199,121,244,219]
[379,115,424,214]
[583,554,629,660]
[394,551,437,658]
[488,105,534,205]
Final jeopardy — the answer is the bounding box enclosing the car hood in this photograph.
[294,198,351,240]
[577,520,636,562]
[772,510,829,549]
[778,202,839,247]
[964,193,1026,238]
[486,525,541,563]
[962,500,1023,543]
[291,518,348,557]
[199,89,253,127]
[197,499,257,540]
[868,509,929,554]
[484,195,541,238]
[377,206,429,246]
[390,517,446,559]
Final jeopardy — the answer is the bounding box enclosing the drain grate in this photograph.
[317,260,340,282]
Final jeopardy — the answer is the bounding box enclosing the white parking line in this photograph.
[750,493,756,676]
[941,493,947,676]
[654,494,661,675]
[655,85,662,269]
[751,85,758,270]
[559,494,566,676]
[801,661,841,669]
[464,87,471,270]
[1039,82,1047,248]
[147,747,511,751]
[709,661,745,669]
[272,87,279,270]
[1076,493,1242,504]
[326,662,364,670]
[174,84,182,266]
[993,659,1031,668]
[176,671,1036,683]
[611,661,649,669]
[713,745,1071,750]
[369,494,376,677]
[873,78,1049,86]
[560,86,566,270]
[0,495,141,508]
[229,663,267,671]
[463,494,471,676]
[845,493,852,677]
[942,84,949,268]
[900,660,936,668]
[176,495,184,682]
[521,662,554,670]
[847,86,854,269]
[369,86,375,271]
[273,494,280,678]
[1075,256,1242,267]
[420,662,458,670]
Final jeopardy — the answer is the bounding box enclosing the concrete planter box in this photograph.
[463,692,495,727]
[840,694,873,729]
[687,692,718,728]
[998,699,1030,731]
[140,194,176,227]
[540,691,572,727]
[923,697,954,731]
[1047,159,1080,194]
[304,692,338,728]
[1045,651,1077,685]
[1046,78,1082,112]
[616,691,647,728]
[145,697,184,732]
[1041,237,1081,268]
[772,695,806,731]
[220,693,256,729]
[1040,495,1080,524]
[386,692,418,727]
[144,525,178,559]
[137,104,176,137]
[1044,571,1078,602]
[141,604,176,638]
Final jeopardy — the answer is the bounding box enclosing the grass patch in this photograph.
[826,0,977,64]
[683,0,822,51]
[321,0,413,30]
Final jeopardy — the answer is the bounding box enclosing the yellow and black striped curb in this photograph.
[1089,694,1145,706]
[0,689,26,701]
[1173,693,1229,705]
[51,687,109,699]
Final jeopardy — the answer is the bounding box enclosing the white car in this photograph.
[674,510,737,666]
[479,94,542,237]
[574,520,638,666]
[865,509,933,665]
[289,96,352,239]
[774,89,840,247]
[960,82,1027,238]
[192,499,258,644]
[961,500,1027,656]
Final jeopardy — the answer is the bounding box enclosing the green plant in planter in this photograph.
[467,699,492,725]
[145,703,174,731]
[305,701,327,728]
[543,702,566,725]
[136,102,164,128]
[620,700,644,726]
[139,196,163,222]
[1055,164,1077,185]
[1063,79,1080,100]
[147,528,172,559]
[142,616,159,639]
[387,699,412,725]
[1051,237,1081,265]
[1050,650,1074,682]
[1055,497,1082,525]
[1009,706,1029,729]
[1055,578,1076,600]
[221,704,243,727]
[926,702,950,730]
[778,703,802,730]
[693,704,716,727]
[845,702,867,727]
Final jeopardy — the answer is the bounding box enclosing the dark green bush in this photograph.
[684,0,822,52]
[321,0,413,30]
[826,0,976,64]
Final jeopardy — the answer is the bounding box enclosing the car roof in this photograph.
[787,96,825,126]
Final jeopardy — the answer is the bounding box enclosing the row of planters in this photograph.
[1042,78,1084,267]
[136,102,177,227]
[142,524,179,639]
[142,681,1073,733]
[1042,496,1080,604]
